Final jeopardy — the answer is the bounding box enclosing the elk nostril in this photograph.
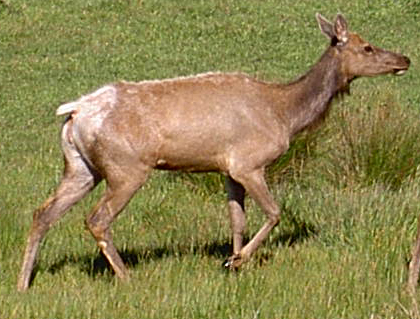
[404,56,411,66]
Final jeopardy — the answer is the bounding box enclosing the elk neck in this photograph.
[278,47,350,137]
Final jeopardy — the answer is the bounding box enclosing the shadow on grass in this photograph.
[274,216,318,247]
[83,240,234,278]
[45,240,233,279]
[44,216,317,280]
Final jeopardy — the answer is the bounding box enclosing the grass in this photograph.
[1,0,420,318]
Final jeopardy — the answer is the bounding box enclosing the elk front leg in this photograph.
[225,176,246,267]
[225,169,280,269]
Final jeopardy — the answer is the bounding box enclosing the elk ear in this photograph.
[334,14,349,43]
[316,13,335,39]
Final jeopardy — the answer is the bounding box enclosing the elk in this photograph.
[17,13,410,291]
[409,221,420,291]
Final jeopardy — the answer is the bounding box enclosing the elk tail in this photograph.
[56,101,79,116]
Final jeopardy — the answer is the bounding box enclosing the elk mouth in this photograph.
[392,56,410,75]
[393,68,408,76]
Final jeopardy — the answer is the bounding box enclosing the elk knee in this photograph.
[85,212,107,239]
[30,197,60,234]
[267,211,280,226]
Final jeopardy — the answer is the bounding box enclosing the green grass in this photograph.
[1,0,420,318]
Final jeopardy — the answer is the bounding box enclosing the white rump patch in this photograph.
[56,85,117,116]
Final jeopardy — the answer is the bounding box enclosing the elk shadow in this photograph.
[46,217,317,279]
[46,240,233,278]
[274,215,318,247]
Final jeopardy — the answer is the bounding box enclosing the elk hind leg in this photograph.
[17,160,99,291]
[408,215,420,291]
[86,171,148,280]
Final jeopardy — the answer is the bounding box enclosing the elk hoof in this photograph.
[223,254,242,270]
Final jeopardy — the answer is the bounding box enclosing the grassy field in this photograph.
[1,0,420,318]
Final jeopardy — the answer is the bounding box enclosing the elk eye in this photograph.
[364,45,374,53]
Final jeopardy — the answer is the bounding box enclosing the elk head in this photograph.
[316,14,410,80]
